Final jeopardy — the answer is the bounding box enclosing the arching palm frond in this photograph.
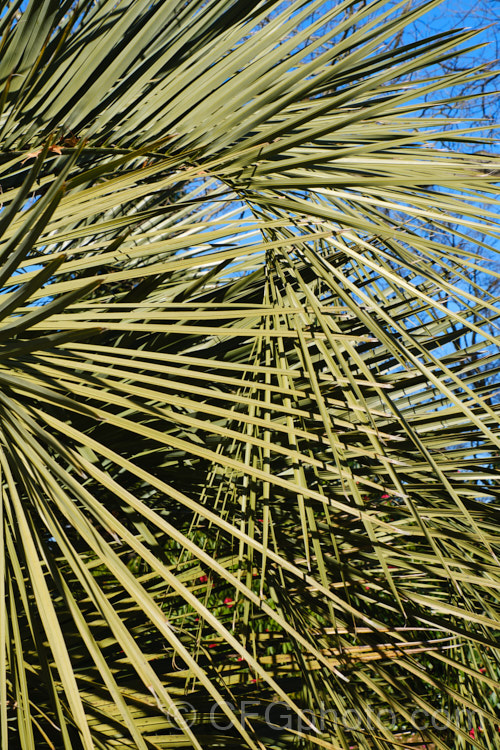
[1,1,500,748]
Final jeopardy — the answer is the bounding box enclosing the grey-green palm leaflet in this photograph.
[0,0,499,748]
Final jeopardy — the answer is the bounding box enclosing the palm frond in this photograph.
[1,1,500,748]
